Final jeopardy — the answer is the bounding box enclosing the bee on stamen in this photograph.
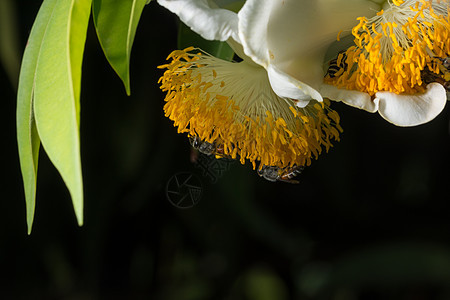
[421,57,450,92]
[326,51,348,78]
[435,56,450,70]
[188,135,226,157]
[257,164,304,184]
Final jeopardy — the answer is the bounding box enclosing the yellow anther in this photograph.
[326,0,450,96]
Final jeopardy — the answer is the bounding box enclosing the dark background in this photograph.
[2,1,450,299]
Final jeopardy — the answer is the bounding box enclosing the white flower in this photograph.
[156,0,448,170]
[157,0,380,169]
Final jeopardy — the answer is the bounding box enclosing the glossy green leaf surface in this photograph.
[17,0,92,233]
[92,0,148,95]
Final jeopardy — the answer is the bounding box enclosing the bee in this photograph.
[435,56,450,70]
[326,51,348,78]
[257,165,304,184]
[421,63,450,92]
[189,135,226,156]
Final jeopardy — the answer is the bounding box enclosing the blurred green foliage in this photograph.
[2,1,450,299]
[0,0,20,88]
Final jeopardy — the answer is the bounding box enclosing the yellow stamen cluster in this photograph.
[326,0,450,95]
[158,48,343,169]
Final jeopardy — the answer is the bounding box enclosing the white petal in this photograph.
[375,83,447,126]
[320,84,378,113]
[226,37,258,66]
[157,0,240,42]
[237,0,274,67]
[237,0,381,92]
[267,64,322,106]
[266,0,380,66]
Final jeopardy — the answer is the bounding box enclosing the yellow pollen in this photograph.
[326,0,450,96]
[392,0,405,6]
[159,48,343,169]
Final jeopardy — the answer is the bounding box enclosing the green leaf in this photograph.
[17,0,56,234]
[17,0,92,233]
[177,23,235,61]
[92,0,148,95]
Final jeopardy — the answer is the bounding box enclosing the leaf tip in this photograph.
[26,198,36,235]
[74,199,84,227]
[27,224,33,235]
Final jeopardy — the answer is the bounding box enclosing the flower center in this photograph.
[325,0,450,96]
[158,47,343,169]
